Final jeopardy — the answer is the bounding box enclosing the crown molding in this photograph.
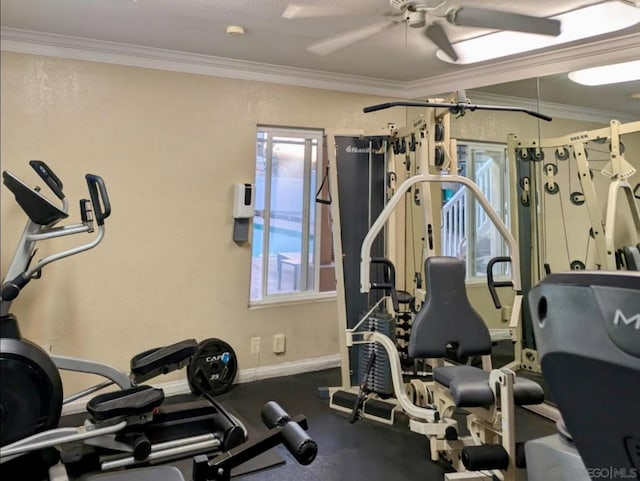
[0,27,406,97]
[2,27,639,124]
[405,31,640,98]
[466,91,637,125]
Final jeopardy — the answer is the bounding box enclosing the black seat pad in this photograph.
[433,365,544,407]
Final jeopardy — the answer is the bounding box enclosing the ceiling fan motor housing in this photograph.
[407,10,427,28]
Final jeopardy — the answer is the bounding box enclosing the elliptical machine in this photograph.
[0,161,243,477]
[1,161,110,449]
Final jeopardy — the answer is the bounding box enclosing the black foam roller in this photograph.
[261,401,290,428]
[461,444,510,471]
[281,421,318,465]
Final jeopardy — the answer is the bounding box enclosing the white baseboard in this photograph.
[61,353,340,415]
[236,353,340,384]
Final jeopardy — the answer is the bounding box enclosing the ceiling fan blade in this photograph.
[425,23,458,62]
[446,7,561,36]
[283,3,366,19]
[307,20,397,56]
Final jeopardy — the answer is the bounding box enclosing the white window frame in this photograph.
[445,140,511,282]
[250,126,335,306]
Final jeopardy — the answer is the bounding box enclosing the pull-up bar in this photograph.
[363,100,552,122]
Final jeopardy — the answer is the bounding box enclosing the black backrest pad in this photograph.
[530,272,640,475]
[408,257,492,359]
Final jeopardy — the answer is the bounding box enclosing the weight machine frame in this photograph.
[505,120,640,411]
[324,94,542,481]
[508,119,640,274]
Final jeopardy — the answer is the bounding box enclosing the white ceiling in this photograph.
[1,0,640,116]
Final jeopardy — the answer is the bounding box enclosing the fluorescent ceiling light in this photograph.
[437,2,640,64]
[568,60,640,85]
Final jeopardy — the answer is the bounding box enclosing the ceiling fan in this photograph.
[282,0,562,62]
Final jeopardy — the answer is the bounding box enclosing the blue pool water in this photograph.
[252,223,311,256]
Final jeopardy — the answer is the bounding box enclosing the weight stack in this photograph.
[358,311,396,396]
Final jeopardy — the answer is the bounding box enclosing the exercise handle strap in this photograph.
[315,166,332,205]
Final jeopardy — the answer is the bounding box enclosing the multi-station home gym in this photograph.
[1,1,639,481]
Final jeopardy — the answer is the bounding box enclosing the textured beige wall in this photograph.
[0,52,406,393]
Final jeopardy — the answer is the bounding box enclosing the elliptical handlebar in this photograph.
[1,163,111,306]
[85,174,111,226]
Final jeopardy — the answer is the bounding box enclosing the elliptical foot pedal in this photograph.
[131,339,198,384]
[87,386,164,422]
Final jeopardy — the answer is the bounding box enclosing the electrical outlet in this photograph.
[250,337,261,355]
[273,334,286,354]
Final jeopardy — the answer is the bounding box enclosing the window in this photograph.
[441,141,510,280]
[250,126,335,303]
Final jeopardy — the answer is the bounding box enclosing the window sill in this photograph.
[249,291,337,310]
